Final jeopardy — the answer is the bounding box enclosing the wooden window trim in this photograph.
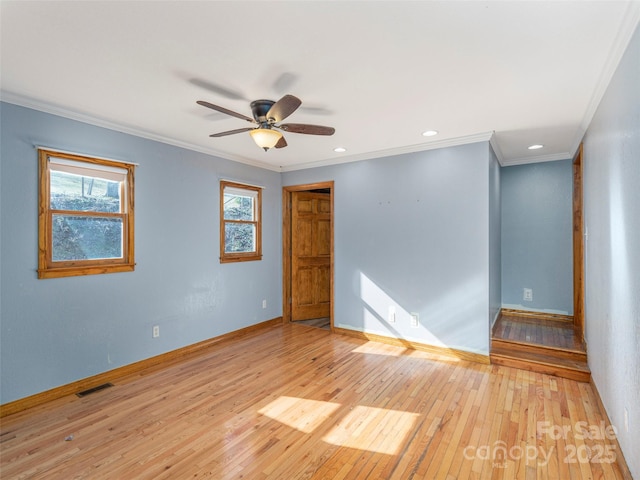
[220,181,262,263]
[37,149,135,279]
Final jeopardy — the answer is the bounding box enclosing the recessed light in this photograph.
[422,130,438,137]
[334,147,346,153]
[528,144,544,150]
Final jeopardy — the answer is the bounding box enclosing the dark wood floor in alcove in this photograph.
[491,311,590,382]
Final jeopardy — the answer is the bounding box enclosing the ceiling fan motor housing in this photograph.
[250,99,276,123]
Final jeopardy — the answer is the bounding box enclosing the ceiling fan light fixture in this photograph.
[250,128,283,151]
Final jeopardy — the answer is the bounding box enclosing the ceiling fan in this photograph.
[197,94,335,151]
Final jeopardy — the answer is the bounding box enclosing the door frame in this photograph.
[282,181,334,328]
[573,144,585,342]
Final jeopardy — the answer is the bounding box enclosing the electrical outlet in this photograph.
[152,325,160,338]
[523,288,533,302]
[262,299,267,309]
[410,312,419,327]
[388,306,396,324]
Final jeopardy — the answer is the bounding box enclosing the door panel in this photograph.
[296,218,313,256]
[317,266,331,303]
[292,191,331,321]
[296,268,315,305]
[318,197,331,214]
[316,219,331,256]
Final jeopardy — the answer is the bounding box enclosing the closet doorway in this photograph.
[282,182,334,329]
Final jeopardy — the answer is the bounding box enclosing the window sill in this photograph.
[220,255,262,264]
[37,263,135,279]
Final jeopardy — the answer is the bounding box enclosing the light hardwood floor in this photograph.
[0,323,631,479]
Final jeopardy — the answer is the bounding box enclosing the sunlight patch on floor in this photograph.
[258,396,341,433]
[351,342,406,356]
[259,395,419,455]
[323,405,419,455]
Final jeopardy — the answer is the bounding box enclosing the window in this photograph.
[220,181,262,263]
[38,149,135,279]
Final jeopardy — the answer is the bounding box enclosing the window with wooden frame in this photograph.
[220,181,262,263]
[38,149,135,279]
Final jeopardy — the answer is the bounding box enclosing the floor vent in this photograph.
[76,383,114,397]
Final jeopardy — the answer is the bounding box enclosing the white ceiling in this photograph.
[1,1,639,172]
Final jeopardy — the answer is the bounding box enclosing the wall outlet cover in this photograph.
[388,306,396,324]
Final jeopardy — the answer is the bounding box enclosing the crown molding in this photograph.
[488,133,506,166]
[573,2,640,156]
[0,91,282,173]
[500,152,572,167]
[0,90,591,172]
[2,92,495,173]
[280,131,495,172]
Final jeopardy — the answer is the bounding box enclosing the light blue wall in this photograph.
[0,102,282,404]
[283,142,492,355]
[583,23,640,479]
[501,159,573,314]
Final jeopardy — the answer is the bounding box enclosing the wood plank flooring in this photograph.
[491,312,590,383]
[1,323,630,479]
[492,312,584,351]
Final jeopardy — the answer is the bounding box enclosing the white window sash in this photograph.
[224,186,258,200]
[49,156,127,183]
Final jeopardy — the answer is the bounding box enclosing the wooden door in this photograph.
[291,191,331,321]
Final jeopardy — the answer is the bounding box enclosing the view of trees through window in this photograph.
[38,149,135,279]
[50,171,123,260]
[223,192,256,253]
[220,181,261,263]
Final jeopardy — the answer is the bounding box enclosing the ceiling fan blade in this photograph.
[266,95,302,122]
[197,101,255,123]
[275,136,288,149]
[299,105,333,116]
[209,127,255,138]
[279,123,335,136]
[271,72,298,94]
[189,79,246,100]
